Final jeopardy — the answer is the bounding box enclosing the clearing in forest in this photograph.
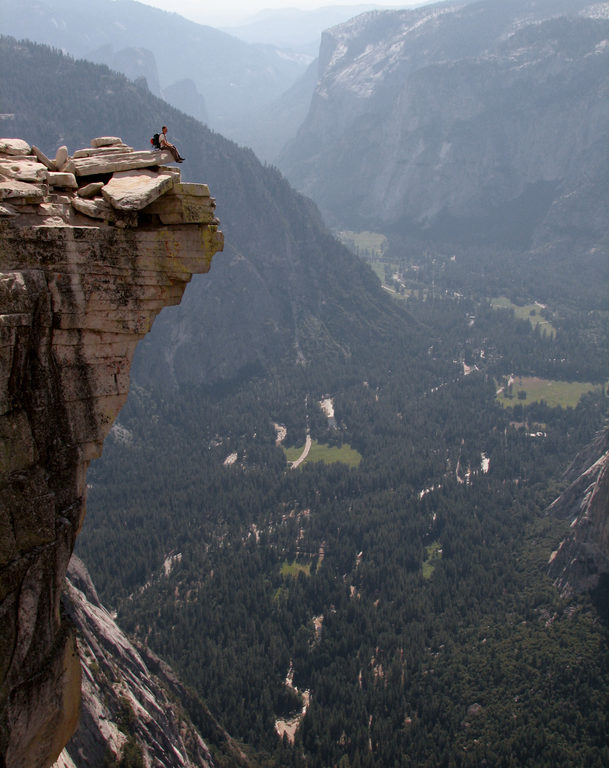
[497,376,601,409]
[280,560,312,578]
[284,440,362,468]
[423,541,443,580]
[337,230,387,258]
[490,296,556,338]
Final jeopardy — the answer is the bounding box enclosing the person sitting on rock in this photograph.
[159,126,184,163]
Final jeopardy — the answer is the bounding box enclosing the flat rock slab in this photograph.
[47,172,78,189]
[0,180,45,202]
[71,196,116,221]
[31,146,56,170]
[72,150,173,177]
[143,191,216,224]
[101,169,174,211]
[170,182,211,197]
[72,146,133,159]
[77,182,105,198]
[0,139,31,156]
[0,159,48,183]
[90,137,123,148]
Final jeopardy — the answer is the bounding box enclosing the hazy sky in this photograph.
[134,1,422,28]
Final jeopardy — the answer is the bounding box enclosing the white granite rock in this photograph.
[90,137,123,148]
[0,159,48,183]
[77,182,105,198]
[143,189,217,225]
[55,146,69,171]
[47,172,78,189]
[70,196,115,221]
[31,146,56,171]
[172,182,211,197]
[101,169,174,211]
[0,138,31,156]
[72,150,173,177]
[72,146,133,159]
[0,180,45,201]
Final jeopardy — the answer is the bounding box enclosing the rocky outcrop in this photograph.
[548,428,609,596]
[0,137,222,767]
[51,556,236,768]
[279,0,609,245]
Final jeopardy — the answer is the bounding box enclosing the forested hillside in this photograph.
[1,36,403,387]
[0,0,308,145]
[3,34,608,768]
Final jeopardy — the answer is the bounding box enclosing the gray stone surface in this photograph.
[47,172,78,189]
[0,148,222,767]
[101,169,174,211]
[0,139,31,156]
[54,146,69,171]
[72,150,173,177]
[0,159,48,183]
[53,556,217,768]
[77,182,104,198]
[90,137,123,148]
[0,202,19,217]
[31,146,56,171]
[71,196,116,221]
[72,146,133,158]
[0,180,45,202]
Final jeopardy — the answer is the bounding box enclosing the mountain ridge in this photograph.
[279,0,609,264]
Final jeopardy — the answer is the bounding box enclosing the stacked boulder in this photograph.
[0,136,218,228]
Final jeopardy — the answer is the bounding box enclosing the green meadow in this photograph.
[491,296,556,337]
[284,440,362,468]
[497,376,601,409]
[423,541,443,580]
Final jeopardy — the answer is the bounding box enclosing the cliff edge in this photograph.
[0,136,223,767]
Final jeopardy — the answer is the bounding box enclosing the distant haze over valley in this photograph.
[1,0,608,764]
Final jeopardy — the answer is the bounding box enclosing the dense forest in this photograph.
[4,30,605,768]
[80,282,609,767]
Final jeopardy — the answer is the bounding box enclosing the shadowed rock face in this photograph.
[548,429,609,596]
[0,137,223,768]
[53,556,217,768]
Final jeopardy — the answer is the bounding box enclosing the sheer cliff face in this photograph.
[0,138,222,767]
[56,556,218,768]
[279,0,609,244]
[548,429,609,596]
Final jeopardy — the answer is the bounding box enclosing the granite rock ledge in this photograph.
[0,136,223,768]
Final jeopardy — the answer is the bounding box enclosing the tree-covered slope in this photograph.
[1,36,411,388]
[0,0,307,143]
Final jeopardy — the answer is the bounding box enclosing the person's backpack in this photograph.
[150,133,161,149]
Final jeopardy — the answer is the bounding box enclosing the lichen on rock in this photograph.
[0,136,223,767]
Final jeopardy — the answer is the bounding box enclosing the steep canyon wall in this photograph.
[0,137,222,767]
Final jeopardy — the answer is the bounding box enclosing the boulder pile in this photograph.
[0,136,218,228]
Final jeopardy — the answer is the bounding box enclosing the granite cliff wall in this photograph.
[0,137,223,767]
[548,428,609,596]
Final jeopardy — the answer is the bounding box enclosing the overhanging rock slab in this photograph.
[72,150,174,177]
[101,170,175,211]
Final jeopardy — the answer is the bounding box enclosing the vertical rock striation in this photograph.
[0,137,223,767]
[54,556,221,768]
[548,428,609,596]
